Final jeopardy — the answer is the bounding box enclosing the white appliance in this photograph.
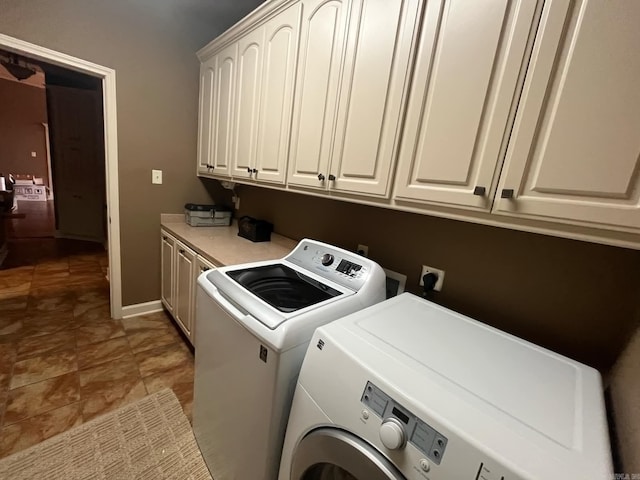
[193,238,386,480]
[279,293,613,480]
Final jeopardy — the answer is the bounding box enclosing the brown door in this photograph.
[47,84,106,242]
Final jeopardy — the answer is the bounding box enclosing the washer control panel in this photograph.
[287,240,371,290]
[361,381,448,465]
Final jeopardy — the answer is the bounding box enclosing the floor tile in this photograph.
[121,312,175,332]
[135,343,193,378]
[3,372,80,426]
[142,362,194,419]
[27,289,74,313]
[76,320,125,347]
[81,380,147,422]
[0,316,23,336]
[0,294,28,313]
[20,310,79,337]
[0,344,16,375]
[11,349,77,389]
[33,259,69,274]
[29,271,70,289]
[78,355,147,422]
[0,401,83,458]
[77,337,131,370]
[75,287,110,306]
[16,330,76,360]
[126,324,180,354]
[73,302,111,323]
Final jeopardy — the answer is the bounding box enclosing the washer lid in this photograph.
[342,294,597,450]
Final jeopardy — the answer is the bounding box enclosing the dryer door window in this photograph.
[291,428,406,480]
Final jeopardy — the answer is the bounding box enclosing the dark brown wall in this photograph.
[0,0,262,305]
[237,185,640,372]
[0,78,48,185]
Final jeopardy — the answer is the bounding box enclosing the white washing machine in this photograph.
[193,238,386,480]
[279,293,613,480]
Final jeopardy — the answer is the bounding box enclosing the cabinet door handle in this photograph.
[247,167,252,174]
[317,173,325,181]
[252,168,258,174]
[179,249,185,254]
[162,236,167,240]
[328,174,336,181]
[201,266,210,272]
[501,189,515,199]
[473,186,486,196]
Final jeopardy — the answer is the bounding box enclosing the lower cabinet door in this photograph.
[175,240,197,340]
[160,231,176,313]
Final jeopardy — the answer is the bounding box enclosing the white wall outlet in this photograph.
[419,265,445,291]
[152,169,162,184]
[357,244,369,257]
[232,195,240,210]
[31,151,37,157]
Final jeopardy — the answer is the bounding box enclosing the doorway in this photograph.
[0,33,122,318]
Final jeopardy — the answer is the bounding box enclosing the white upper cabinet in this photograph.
[211,43,237,177]
[288,0,422,198]
[287,0,350,190]
[394,0,539,209]
[197,58,216,175]
[328,0,422,197]
[254,3,302,184]
[493,0,640,232]
[232,27,265,180]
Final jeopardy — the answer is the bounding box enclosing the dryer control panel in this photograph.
[361,381,448,465]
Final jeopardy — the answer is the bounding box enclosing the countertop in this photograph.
[160,214,297,266]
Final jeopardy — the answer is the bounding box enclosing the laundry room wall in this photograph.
[0,0,260,306]
[608,324,640,474]
[236,185,640,373]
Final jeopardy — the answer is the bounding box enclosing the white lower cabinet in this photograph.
[160,232,176,313]
[161,230,218,346]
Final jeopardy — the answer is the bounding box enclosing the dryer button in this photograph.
[362,410,369,420]
[379,418,406,450]
[419,459,430,472]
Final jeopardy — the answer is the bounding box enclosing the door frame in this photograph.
[0,33,123,318]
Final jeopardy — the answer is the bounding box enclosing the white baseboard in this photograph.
[121,300,164,319]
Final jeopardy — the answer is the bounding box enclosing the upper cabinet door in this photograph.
[494,0,640,232]
[287,0,350,190]
[232,27,265,180]
[254,3,302,185]
[328,0,422,198]
[394,0,539,209]
[211,43,238,176]
[197,58,216,175]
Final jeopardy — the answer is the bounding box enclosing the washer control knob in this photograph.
[379,418,406,450]
[420,459,430,472]
[321,253,334,266]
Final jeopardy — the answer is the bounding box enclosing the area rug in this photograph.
[0,389,212,480]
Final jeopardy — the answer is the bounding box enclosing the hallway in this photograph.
[0,240,194,458]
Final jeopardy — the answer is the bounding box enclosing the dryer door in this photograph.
[291,428,406,480]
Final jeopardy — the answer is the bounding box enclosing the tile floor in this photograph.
[0,239,194,459]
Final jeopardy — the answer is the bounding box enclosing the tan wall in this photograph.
[0,78,48,185]
[0,0,257,305]
[609,324,640,474]
[237,185,640,372]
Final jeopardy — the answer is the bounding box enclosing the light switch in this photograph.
[31,151,37,157]
[152,169,163,184]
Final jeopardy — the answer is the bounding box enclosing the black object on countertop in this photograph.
[184,203,231,212]
[237,216,273,242]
